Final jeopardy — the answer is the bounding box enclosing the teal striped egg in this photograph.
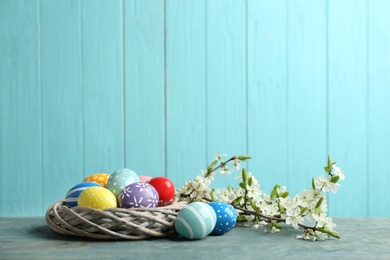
[174,202,217,240]
[65,182,101,207]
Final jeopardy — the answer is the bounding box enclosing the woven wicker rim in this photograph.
[46,200,187,240]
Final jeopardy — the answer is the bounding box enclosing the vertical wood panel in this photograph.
[287,0,327,196]
[2,0,390,218]
[328,0,368,217]
[124,0,165,177]
[0,0,42,216]
[206,0,247,188]
[247,0,288,194]
[40,0,84,209]
[368,0,390,217]
[81,0,124,175]
[166,0,207,187]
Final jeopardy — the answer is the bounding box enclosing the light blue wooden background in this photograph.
[1,0,389,218]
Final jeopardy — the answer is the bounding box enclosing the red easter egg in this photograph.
[148,177,175,206]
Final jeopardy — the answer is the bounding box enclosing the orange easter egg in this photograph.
[83,173,110,187]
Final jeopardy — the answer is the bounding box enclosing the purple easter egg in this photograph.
[118,182,159,208]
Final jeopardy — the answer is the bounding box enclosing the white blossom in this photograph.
[279,197,297,209]
[296,233,318,242]
[245,173,263,201]
[286,207,304,229]
[332,164,345,180]
[314,175,340,193]
[262,202,279,218]
[214,187,237,204]
[215,153,227,160]
[313,213,336,231]
[233,159,241,170]
[276,186,287,195]
[294,189,315,207]
[178,176,212,202]
[219,165,231,175]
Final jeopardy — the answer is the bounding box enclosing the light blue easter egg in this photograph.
[209,201,237,235]
[174,202,217,240]
[65,182,101,207]
[106,168,140,198]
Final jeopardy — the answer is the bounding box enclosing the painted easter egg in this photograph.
[139,175,152,182]
[118,182,159,208]
[65,182,101,207]
[174,202,217,240]
[106,168,140,198]
[78,186,117,210]
[148,177,175,206]
[209,201,237,235]
[83,173,110,187]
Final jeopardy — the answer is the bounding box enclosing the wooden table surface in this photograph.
[1,217,389,259]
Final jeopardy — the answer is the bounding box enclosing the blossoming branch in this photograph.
[177,154,345,241]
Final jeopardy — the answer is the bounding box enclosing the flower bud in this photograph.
[271,221,282,229]
[330,175,339,183]
[236,155,252,161]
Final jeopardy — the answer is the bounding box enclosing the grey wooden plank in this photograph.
[1,217,389,259]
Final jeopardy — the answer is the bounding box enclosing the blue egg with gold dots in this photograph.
[209,201,237,235]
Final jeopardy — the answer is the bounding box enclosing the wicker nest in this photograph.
[45,200,187,240]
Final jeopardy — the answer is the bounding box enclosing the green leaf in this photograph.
[233,196,243,205]
[242,168,247,182]
[237,214,247,222]
[307,229,316,236]
[227,184,232,192]
[315,197,323,209]
[249,199,259,211]
[270,185,280,199]
[248,176,253,186]
[330,175,339,183]
[323,166,329,173]
[271,222,282,230]
[237,155,252,161]
[280,191,289,198]
[278,203,285,213]
[239,182,246,189]
[270,189,277,200]
[312,178,316,189]
[209,159,218,168]
[315,208,323,215]
[300,207,308,215]
[328,156,333,169]
[318,228,340,239]
[270,184,280,199]
[206,165,213,174]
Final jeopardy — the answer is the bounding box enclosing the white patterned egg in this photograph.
[106,168,140,198]
[118,182,159,208]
